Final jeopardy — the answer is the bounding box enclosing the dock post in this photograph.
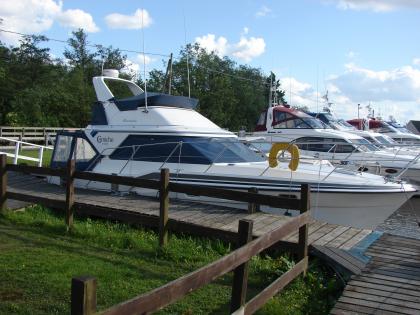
[247,187,260,214]
[159,168,169,247]
[0,154,7,213]
[71,276,97,315]
[65,159,75,230]
[230,219,253,313]
[298,184,310,273]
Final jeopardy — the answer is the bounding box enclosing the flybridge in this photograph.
[88,71,230,135]
[113,93,199,111]
[92,70,199,111]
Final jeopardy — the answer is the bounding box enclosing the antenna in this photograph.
[289,72,292,106]
[268,72,273,107]
[169,53,173,95]
[183,8,191,98]
[141,7,148,113]
[316,65,319,112]
[162,53,173,94]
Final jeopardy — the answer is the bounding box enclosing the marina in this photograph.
[1,3,420,312]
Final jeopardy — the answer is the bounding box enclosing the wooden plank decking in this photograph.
[331,233,420,315]
[5,172,372,249]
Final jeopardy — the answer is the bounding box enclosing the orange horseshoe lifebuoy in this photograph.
[268,143,300,171]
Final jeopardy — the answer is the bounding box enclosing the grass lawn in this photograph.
[4,148,53,167]
[0,206,343,314]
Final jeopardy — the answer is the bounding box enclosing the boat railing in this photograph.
[0,136,53,166]
[249,138,420,181]
[77,138,420,191]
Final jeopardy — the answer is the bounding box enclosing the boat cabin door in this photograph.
[50,131,99,171]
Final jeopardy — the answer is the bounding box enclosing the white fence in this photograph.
[0,136,53,166]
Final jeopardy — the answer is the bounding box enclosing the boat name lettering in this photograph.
[123,119,137,123]
[97,135,114,144]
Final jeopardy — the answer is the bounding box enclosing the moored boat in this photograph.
[48,71,417,229]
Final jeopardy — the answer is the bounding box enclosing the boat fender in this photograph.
[268,143,300,171]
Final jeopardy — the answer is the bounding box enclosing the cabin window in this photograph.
[272,112,328,129]
[110,135,265,164]
[75,138,97,162]
[52,135,73,162]
[295,137,356,153]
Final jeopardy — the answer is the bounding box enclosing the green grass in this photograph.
[5,148,52,167]
[0,206,343,314]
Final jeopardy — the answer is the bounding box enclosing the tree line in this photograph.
[0,29,286,131]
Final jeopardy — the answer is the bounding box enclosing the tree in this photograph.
[64,29,96,71]
[0,31,287,130]
[95,45,127,72]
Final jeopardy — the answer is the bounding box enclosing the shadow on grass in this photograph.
[0,225,185,285]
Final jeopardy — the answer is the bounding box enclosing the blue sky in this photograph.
[1,0,420,122]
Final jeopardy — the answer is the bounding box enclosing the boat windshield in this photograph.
[387,122,412,134]
[110,136,266,164]
[350,138,379,152]
[374,135,395,145]
[273,116,329,129]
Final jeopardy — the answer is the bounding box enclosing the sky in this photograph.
[1,0,420,123]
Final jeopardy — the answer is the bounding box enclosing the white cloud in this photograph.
[135,53,155,66]
[57,9,99,33]
[346,50,357,58]
[0,0,99,44]
[195,30,265,62]
[105,9,152,30]
[256,5,272,17]
[275,62,420,123]
[195,34,229,57]
[279,77,320,108]
[413,58,420,66]
[330,63,420,103]
[329,0,420,12]
[231,37,265,62]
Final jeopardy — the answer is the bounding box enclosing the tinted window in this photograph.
[52,135,73,162]
[110,136,266,164]
[295,137,356,153]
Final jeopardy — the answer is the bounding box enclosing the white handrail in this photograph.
[0,136,53,166]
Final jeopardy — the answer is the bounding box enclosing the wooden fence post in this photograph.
[247,187,260,214]
[230,219,253,313]
[71,276,97,315]
[159,168,169,247]
[298,184,310,268]
[0,154,7,213]
[65,159,75,230]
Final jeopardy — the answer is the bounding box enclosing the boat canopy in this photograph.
[112,93,199,111]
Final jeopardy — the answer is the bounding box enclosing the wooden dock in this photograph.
[331,233,420,315]
[6,171,372,249]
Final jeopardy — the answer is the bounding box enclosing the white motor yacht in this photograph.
[348,118,420,145]
[308,111,420,157]
[252,105,420,184]
[49,72,417,229]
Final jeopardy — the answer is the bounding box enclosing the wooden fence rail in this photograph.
[0,153,311,314]
[0,126,77,145]
[73,213,309,315]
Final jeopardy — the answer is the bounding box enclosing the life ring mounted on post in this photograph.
[268,143,300,171]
